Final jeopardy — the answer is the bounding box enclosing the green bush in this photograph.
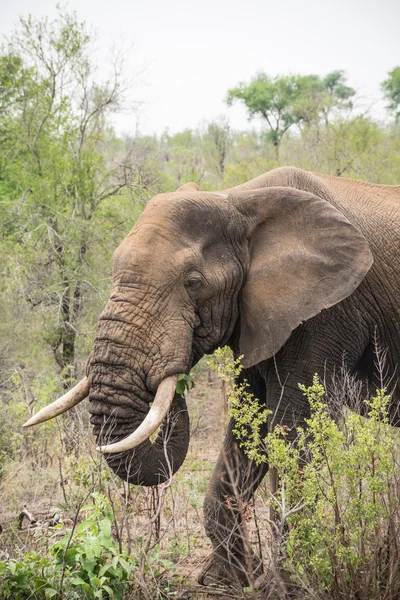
[266,376,400,598]
[0,493,137,599]
[206,347,270,465]
[0,551,55,600]
[209,350,400,598]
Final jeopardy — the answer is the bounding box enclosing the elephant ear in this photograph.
[234,187,373,368]
[176,182,199,192]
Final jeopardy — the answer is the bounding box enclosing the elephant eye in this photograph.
[184,275,202,290]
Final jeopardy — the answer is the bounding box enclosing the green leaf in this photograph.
[83,560,96,573]
[176,373,195,396]
[99,518,112,538]
[72,577,88,585]
[102,585,115,597]
[98,564,110,577]
[117,556,135,574]
[77,519,96,534]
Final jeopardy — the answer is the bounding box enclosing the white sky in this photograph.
[1,0,399,135]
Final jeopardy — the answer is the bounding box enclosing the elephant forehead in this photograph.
[142,192,231,232]
[113,223,202,276]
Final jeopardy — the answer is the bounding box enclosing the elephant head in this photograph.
[24,177,372,486]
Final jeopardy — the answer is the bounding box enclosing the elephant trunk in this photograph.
[89,386,189,486]
[88,307,192,486]
[97,375,179,453]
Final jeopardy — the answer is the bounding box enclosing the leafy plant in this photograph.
[266,376,400,599]
[0,551,56,599]
[0,493,137,599]
[207,347,270,464]
[208,351,400,598]
[382,66,400,120]
[52,493,136,599]
[176,373,195,396]
[141,543,176,578]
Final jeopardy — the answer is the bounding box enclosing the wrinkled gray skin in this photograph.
[88,167,400,586]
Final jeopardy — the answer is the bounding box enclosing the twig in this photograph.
[58,490,92,598]
[18,504,37,530]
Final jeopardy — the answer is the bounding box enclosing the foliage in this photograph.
[226,70,355,148]
[281,114,388,178]
[0,8,400,597]
[227,73,299,148]
[0,370,63,480]
[294,70,355,127]
[267,376,400,598]
[381,66,400,120]
[63,455,113,508]
[208,354,400,597]
[207,347,270,465]
[1,42,398,449]
[0,550,55,600]
[206,346,241,383]
[0,493,137,599]
[176,373,195,396]
[201,117,231,179]
[0,8,141,387]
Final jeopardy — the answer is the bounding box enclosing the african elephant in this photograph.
[25,166,400,586]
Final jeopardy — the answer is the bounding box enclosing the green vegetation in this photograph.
[268,377,399,598]
[226,70,355,149]
[0,365,219,600]
[382,66,400,120]
[0,8,146,403]
[0,493,137,599]
[175,373,195,396]
[210,352,400,599]
[207,347,270,464]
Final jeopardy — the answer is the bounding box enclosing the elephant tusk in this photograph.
[96,374,179,453]
[23,377,90,427]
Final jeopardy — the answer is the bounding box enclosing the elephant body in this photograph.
[230,168,400,410]
[29,166,400,586]
[201,168,400,584]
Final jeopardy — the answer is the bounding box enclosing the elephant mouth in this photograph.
[22,373,179,455]
[95,374,178,453]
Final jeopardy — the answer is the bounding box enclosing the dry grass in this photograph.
[0,366,241,598]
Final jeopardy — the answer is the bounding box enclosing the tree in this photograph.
[294,71,355,127]
[0,10,139,390]
[381,67,400,120]
[159,129,205,187]
[226,73,299,149]
[226,71,355,151]
[203,117,231,179]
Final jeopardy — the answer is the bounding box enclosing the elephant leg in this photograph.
[199,369,268,587]
[199,307,371,588]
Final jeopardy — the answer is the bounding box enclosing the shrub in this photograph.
[0,493,137,599]
[206,347,270,464]
[266,376,400,599]
[208,348,400,599]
